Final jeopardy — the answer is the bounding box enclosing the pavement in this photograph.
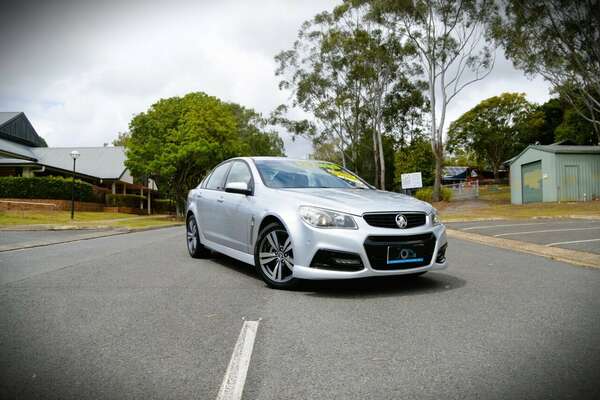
[447,218,600,254]
[1,227,599,399]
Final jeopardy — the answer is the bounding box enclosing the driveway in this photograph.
[0,227,599,399]
[447,218,600,254]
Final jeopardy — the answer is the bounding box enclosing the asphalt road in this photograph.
[0,229,112,249]
[1,227,599,399]
[447,218,600,254]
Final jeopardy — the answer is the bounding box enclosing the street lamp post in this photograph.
[70,150,80,219]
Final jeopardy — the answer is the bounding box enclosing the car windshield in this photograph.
[254,159,372,189]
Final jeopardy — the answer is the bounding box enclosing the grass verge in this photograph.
[0,210,183,229]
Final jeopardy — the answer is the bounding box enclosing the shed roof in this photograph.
[508,143,600,165]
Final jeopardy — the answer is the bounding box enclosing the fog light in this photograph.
[310,250,364,271]
[436,244,447,263]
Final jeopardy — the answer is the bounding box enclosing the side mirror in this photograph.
[225,181,252,195]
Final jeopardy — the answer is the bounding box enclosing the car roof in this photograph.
[248,156,330,163]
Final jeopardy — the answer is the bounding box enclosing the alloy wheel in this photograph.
[258,228,294,283]
[187,217,198,254]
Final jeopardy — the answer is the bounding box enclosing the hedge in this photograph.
[0,176,98,202]
[152,199,176,214]
[414,187,453,202]
[106,194,145,208]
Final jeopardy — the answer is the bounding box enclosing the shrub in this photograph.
[106,194,145,208]
[0,176,98,202]
[152,198,176,214]
[414,187,453,202]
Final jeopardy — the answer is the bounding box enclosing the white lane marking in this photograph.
[494,227,600,237]
[546,238,600,247]
[463,221,599,230]
[216,320,260,400]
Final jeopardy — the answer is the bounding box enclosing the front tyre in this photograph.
[255,222,298,289]
[186,214,210,258]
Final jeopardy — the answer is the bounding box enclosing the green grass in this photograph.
[0,211,134,225]
[477,184,511,203]
[0,210,183,229]
[436,184,600,221]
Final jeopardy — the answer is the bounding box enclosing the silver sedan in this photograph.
[186,157,448,289]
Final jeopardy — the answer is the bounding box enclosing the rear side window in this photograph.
[205,163,230,190]
[226,161,253,188]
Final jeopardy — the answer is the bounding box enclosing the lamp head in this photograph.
[70,150,80,160]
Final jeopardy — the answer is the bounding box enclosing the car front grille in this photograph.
[363,212,427,229]
[364,233,436,270]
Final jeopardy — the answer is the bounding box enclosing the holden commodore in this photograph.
[186,157,448,289]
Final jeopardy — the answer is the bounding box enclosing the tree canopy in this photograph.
[125,92,284,213]
[492,0,600,139]
[447,92,544,178]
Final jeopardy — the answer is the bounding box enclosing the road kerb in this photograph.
[447,228,600,269]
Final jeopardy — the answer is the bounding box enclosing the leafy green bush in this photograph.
[106,194,145,208]
[152,199,176,214]
[414,187,453,202]
[0,176,98,202]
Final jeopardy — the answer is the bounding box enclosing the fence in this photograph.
[443,180,479,200]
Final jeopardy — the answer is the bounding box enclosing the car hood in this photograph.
[278,188,434,215]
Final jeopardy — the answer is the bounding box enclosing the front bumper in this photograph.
[290,217,448,280]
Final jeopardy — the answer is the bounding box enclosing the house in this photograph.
[442,166,478,183]
[507,141,600,204]
[0,112,156,210]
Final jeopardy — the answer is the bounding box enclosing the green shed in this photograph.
[508,143,600,204]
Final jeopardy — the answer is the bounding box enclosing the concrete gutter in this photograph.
[447,229,600,269]
[443,214,600,223]
[0,223,183,253]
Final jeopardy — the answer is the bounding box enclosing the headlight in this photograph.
[299,206,357,229]
[431,210,441,225]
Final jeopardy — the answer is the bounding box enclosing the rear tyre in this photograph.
[186,214,210,258]
[255,222,298,289]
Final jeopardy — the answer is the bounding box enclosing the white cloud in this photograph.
[0,0,551,158]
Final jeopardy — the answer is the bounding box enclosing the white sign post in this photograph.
[401,172,423,190]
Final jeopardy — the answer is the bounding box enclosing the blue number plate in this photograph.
[386,245,424,265]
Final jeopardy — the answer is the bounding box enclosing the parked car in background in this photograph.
[186,157,448,289]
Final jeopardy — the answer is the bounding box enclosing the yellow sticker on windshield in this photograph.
[320,164,360,183]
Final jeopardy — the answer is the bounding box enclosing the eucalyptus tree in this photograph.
[360,0,496,200]
[492,0,600,140]
[275,3,424,189]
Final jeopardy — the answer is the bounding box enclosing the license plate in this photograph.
[387,244,424,265]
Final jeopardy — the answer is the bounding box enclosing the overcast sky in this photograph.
[0,0,552,157]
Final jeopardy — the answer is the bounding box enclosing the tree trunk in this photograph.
[377,131,385,190]
[372,130,381,189]
[432,143,443,202]
[493,164,499,182]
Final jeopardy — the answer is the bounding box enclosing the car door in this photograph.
[221,161,255,253]
[198,161,231,245]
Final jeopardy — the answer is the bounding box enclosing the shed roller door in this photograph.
[522,161,542,203]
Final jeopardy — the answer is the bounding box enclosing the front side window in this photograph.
[254,159,372,189]
[205,162,230,190]
[226,161,253,188]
